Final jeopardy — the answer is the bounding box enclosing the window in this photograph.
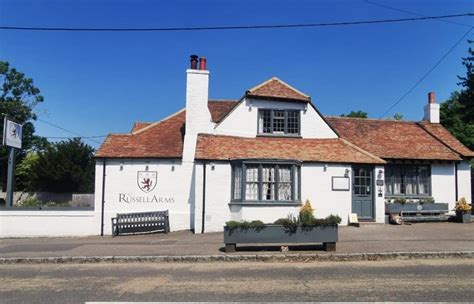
[258,109,300,135]
[232,161,301,203]
[385,165,431,196]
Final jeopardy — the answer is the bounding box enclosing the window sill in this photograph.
[257,134,302,138]
[229,201,302,207]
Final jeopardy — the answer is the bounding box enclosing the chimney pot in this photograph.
[190,55,198,69]
[199,57,207,70]
[428,92,436,104]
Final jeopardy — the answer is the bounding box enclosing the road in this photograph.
[1,259,473,303]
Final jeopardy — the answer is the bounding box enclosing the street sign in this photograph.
[3,118,22,149]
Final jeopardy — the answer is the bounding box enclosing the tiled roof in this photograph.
[325,117,463,161]
[96,100,238,158]
[195,134,385,164]
[418,121,474,157]
[131,122,151,132]
[246,77,311,102]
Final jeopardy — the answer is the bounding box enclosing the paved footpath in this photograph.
[0,222,473,259]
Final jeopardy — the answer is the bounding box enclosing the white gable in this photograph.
[214,97,338,139]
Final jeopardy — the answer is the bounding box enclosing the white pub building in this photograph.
[94,55,473,234]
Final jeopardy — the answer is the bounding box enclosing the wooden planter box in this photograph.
[385,202,448,214]
[223,225,338,252]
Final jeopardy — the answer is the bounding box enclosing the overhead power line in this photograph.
[0,13,472,32]
[379,26,473,118]
[365,0,473,28]
[36,118,103,144]
[39,135,107,139]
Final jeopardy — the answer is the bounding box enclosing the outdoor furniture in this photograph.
[400,210,450,223]
[111,210,170,236]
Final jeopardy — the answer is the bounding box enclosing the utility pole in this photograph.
[6,147,15,207]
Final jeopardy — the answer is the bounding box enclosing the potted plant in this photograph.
[454,197,472,224]
[223,200,341,252]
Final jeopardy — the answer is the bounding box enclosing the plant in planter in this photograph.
[224,200,341,252]
[454,197,472,224]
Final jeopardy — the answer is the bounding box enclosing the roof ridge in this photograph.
[325,116,420,124]
[416,122,466,157]
[132,108,185,135]
[339,138,386,164]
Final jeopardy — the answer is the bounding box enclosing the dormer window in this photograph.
[258,109,300,135]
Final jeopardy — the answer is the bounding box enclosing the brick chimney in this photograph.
[423,92,440,123]
[183,55,213,162]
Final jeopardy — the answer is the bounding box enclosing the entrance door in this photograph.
[352,166,374,220]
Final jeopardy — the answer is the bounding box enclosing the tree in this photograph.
[0,61,46,190]
[340,110,368,118]
[25,139,95,193]
[441,40,474,151]
[393,113,404,121]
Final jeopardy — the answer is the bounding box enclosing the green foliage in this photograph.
[225,220,266,230]
[274,214,341,229]
[19,197,42,207]
[418,197,435,204]
[394,197,407,205]
[0,61,46,190]
[340,110,368,118]
[25,138,95,192]
[393,113,404,121]
[15,152,40,190]
[440,41,474,151]
[299,199,315,224]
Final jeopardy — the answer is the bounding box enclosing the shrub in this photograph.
[19,197,42,207]
[394,198,407,204]
[225,220,266,230]
[419,197,435,204]
[455,197,472,213]
[299,199,315,224]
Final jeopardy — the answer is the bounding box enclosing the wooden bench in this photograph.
[111,210,170,236]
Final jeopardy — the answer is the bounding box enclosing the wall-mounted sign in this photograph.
[376,179,384,186]
[332,176,350,191]
[3,118,22,149]
[137,171,157,193]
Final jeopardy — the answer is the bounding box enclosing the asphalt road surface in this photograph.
[1,259,473,303]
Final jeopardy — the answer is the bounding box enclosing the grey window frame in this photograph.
[384,164,432,197]
[231,160,301,204]
[258,109,301,135]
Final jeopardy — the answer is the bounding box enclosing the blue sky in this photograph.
[0,0,473,148]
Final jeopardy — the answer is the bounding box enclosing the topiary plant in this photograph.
[299,199,315,225]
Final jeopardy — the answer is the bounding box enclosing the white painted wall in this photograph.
[183,68,214,162]
[431,163,456,210]
[94,159,195,235]
[196,162,369,232]
[374,165,386,223]
[214,98,337,139]
[0,210,96,237]
[457,161,472,204]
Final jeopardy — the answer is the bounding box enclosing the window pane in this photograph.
[287,111,299,134]
[233,166,242,200]
[246,166,258,182]
[294,166,300,200]
[404,166,417,195]
[262,166,275,200]
[273,110,285,133]
[418,166,430,195]
[260,110,272,133]
[278,166,292,200]
[245,165,259,200]
[385,167,393,194]
[245,183,259,200]
[392,166,403,194]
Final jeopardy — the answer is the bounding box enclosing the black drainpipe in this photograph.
[455,162,458,202]
[100,158,107,236]
[201,162,207,234]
